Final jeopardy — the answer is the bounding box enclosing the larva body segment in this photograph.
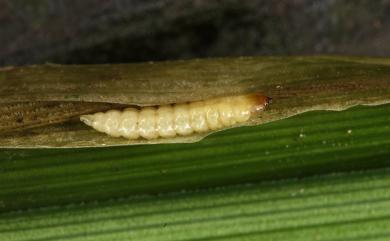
[80,93,271,140]
[156,105,176,138]
[174,103,193,136]
[138,107,158,139]
[119,108,139,139]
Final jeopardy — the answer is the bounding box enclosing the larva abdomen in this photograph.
[80,94,271,140]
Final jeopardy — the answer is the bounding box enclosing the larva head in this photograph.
[247,93,272,113]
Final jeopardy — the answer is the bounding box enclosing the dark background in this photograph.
[1,0,389,67]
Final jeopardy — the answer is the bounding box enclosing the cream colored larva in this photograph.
[80,94,271,140]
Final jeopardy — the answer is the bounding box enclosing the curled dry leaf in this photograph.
[0,56,389,148]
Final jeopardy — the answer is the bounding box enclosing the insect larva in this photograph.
[80,93,271,140]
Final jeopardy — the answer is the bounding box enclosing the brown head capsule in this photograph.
[80,93,271,140]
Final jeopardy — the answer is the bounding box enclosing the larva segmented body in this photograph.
[80,94,271,140]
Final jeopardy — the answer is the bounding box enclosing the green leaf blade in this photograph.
[2,168,390,241]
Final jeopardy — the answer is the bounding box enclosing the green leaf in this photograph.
[1,167,390,241]
[1,57,390,240]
